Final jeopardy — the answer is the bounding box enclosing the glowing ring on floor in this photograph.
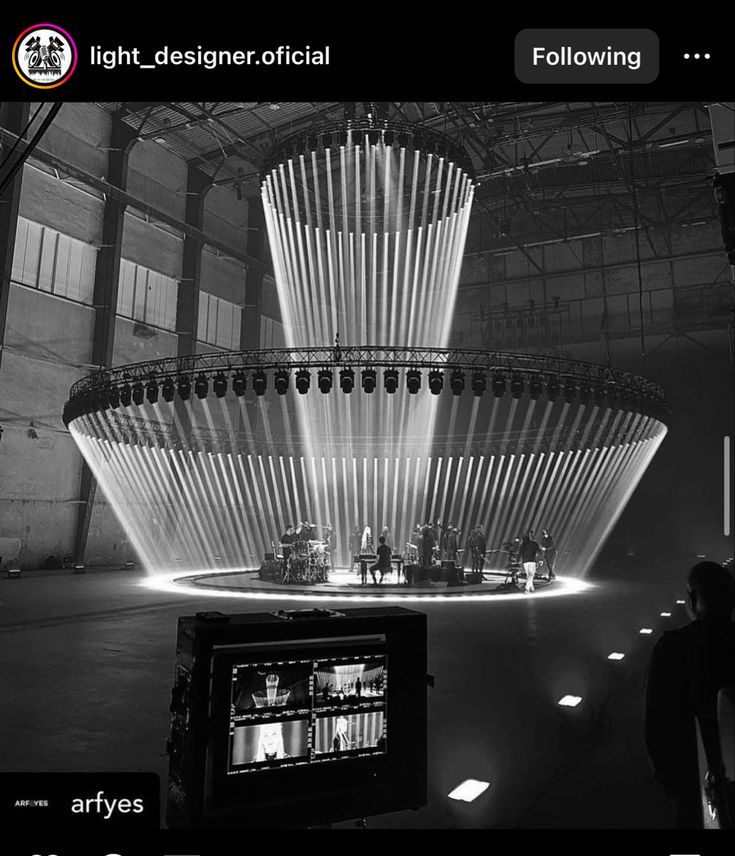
[140,568,594,603]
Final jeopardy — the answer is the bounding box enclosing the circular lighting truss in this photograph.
[260,117,475,184]
[260,119,475,353]
[65,346,668,425]
[64,346,668,576]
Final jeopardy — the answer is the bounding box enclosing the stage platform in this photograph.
[164,567,588,601]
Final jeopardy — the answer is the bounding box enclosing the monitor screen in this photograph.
[227,655,387,775]
[167,608,425,828]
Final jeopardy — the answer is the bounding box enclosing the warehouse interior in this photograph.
[0,101,733,830]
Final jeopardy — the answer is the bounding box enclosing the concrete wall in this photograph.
[0,103,258,569]
[113,318,179,366]
[204,185,249,250]
[260,273,282,345]
[0,285,92,566]
[200,249,247,304]
[128,139,187,221]
[121,213,183,279]
[454,224,730,350]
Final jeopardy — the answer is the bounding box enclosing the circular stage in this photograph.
[142,568,594,603]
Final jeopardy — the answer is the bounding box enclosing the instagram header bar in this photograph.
[0,18,729,98]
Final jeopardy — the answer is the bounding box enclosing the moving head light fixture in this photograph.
[450,369,465,396]
[295,368,311,394]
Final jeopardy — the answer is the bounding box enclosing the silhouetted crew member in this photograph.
[645,560,735,828]
[370,536,392,585]
[518,530,540,593]
[540,529,557,580]
[355,677,362,698]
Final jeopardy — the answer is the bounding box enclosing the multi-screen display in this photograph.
[228,655,387,774]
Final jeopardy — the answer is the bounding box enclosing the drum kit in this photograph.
[280,538,330,584]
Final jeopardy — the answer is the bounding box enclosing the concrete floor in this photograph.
[0,559,684,830]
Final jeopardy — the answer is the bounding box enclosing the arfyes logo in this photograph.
[12,23,78,88]
[71,790,145,820]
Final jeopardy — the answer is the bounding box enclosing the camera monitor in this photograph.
[166,607,426,828]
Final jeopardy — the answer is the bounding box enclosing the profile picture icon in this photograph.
[12,24,78,89]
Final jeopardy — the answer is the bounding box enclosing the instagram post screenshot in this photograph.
[0,15,733,855]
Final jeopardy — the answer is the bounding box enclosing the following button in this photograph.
[515,28,659,84]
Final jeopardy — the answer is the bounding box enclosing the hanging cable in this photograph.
[598,178,612,366]
[0,103,63,198]
[628,102,646,359]
[0,103,44,175]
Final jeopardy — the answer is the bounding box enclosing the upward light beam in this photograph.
[64,120,669,580]
[262,128,474,548]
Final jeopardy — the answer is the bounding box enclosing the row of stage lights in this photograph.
[263,123,473,180]
[88,368,629,410]
[278,130,456,163]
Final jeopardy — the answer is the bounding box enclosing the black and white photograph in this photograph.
[314,659,385,707]
[0,37,733,842]
[314,711,386,756]
[232,664,312,713]
[230,719,310,769]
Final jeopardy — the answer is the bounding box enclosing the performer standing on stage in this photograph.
[361,525,374,554]
[418,525,435,568]
[360,525,374,585]
[519,529,541,593]
[279,524,295,577]
[540,528,557,581]
[442,525,459,564]
[299,521,313,541]
[323,523,334,570]
[349,525,361,574]
[468,525,487,575]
